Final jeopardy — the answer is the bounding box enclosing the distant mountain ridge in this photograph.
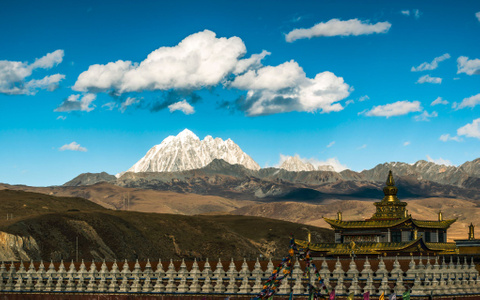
[68,157,480,190]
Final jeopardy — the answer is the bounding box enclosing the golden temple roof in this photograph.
[323,216,456,230]
[295,238,458,255]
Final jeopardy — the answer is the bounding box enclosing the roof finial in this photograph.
[383,170,399,202]
[386,170,395,186]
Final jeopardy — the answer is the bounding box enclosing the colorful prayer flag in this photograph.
[363,291,370,300]
[402,291,410,300]
[347,292,354,300]
[379,292,385,300]
[389,294,396,300]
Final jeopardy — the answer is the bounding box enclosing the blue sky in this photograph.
[1,0,480,186]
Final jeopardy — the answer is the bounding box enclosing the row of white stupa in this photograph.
[0,256,479,296]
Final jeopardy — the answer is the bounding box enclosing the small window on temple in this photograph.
[425,231,431,242]
[438,231,444,243]
[391,231,402,243]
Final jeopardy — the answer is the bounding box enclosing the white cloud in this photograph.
[59,142,87,152]
[457,56,480,75]
[403,141,410,146]
[69,30,351,117]
[233,50,270,74]
[358,144,367,150]
[120,97,140,112]
[285,18,391,42]
[345,99,354,106]
[73,30,257,93]
[364,100,422,117]
[326,141,335,148]
[0,49,65,95]
[359,95,369,102]
[25,74,65,92]
[30,50,64,69]
[456,93,480,110]
[439,134,462,142]
[457,118,480,139]
[476,12,480,22]
[401,10,410,16]
[54,94,96,112]
[417,75,442,84]
[168,99,195,114]
[411,53,450,72]
[230,61,350,116]
[414,110,438,122]
[426,155,453,166]
[431,97,448,106]
[56,116,66,121]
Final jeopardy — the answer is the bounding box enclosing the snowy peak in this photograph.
[279,155,316,172]
[125,129,260,173]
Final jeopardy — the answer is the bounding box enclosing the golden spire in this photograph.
[469,223,475,240]
[382,170,399,202]
[370,171,408,220]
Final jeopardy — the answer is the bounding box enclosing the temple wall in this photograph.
[0,257,480,298]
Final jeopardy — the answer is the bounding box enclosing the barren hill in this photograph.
[0,189,333,262]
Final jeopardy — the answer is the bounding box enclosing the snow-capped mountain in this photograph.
[278,155,336,172]
[124,129,260,174]
[279,155,316,172]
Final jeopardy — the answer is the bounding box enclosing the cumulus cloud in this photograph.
[417,75,442,84]
[364,100,422,117]
[476,12,480,22]
[168,99,195,114]
[431,97,448,106]
[414,110,438,121]
[411,53,450,72]
[456,93,480,110]
[457,56,480,75]
[457,118,480,139]
[426,155,453,166]
[54,94,96,112]
[439,134,462,142]
[70,30,350,117]
[401,10,411,16]
[0,50,65,95]
[327,141,335,148]
[73,30,255,93]
[59,142,87,152]
[230,61,350,116]
[285,18,391,42]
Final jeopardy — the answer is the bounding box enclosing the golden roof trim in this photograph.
[323,217,456,230]
[295,238,458,254]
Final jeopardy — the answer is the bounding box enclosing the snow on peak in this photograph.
[125,129,260,173]
[279,155,316,172]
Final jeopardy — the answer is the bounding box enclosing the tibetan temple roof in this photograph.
[295,239,458,255]
[323,217,456,230]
